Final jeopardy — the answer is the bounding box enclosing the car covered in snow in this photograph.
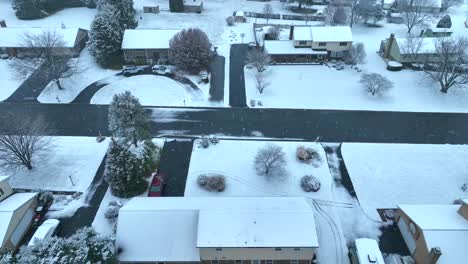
[148,173,165,197]
[121,65,144,76]
[348,238,385,264]
[199,70,209,83]
[28,219,60,246]
[152,65,173,75]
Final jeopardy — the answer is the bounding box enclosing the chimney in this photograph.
[424,247,442,264]
[289,25,294,41]
[384,33,395,59]
[458,199,468,221]
[0,20,6,28]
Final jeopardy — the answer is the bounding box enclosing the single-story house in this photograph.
[143,5,159,14]
[116,196,319,264]
[396,200,468,264]
[122,29,180,65]
[0,176,38,250]
[0,25,88,57]
[380,33,455,63]
[183,0,203,13]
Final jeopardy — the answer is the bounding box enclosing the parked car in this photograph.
[121,65,144,76]
[248,42,256,49]
[348,238,385,264]
[199,70,209,83]
[152,65,173,75]
[148,173,165,197]
[28,219,60,246]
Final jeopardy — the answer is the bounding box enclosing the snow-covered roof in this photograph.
[197,210,318,248]
[293,26,313,41]
[122,29,180,50]
[184,0,203,6]
[396,37,439,54]
[398,204,468,264]
[462,199,468,205]
[0,27,81,48]
[0,176,9,182]
[116,197,318,262]
[311,26,352,43]
[0,192,37,246]
[235,11,245,17]
[354,238,385,264]
[265,41,327,55]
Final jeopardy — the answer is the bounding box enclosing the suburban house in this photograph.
[116,196,319,264]
[382,0,442,12]
[0,21,88,57]
[184,0,203,13]
[264,26,352,62]
[396,201,468,264]
[122,29,180,65]
[0,176,38,250]
[143,5,160,14]
[380,33,455,63]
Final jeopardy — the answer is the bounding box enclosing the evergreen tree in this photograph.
[108,91,151,147]
[88,4,123,67]
[141,140,159,177]
[11,0,44,19]
[105,140,147,198]
[99,0,137,29]
[169,28,213,73]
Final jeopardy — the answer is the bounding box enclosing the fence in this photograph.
[235,11,325,22]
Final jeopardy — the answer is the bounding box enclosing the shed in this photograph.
[235,11,246,23]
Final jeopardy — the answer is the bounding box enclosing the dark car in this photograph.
[148,173,165,197]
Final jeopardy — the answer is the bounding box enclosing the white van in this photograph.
[349,238,385,264]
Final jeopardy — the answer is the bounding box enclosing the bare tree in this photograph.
[266,26,280,40]
[360,73,393,96]
[344,42,367,65]
[226,16,235,26]
[422,37,468,93]
[441,0,463,11]
[349,0,361,27]
[254,144,287,177]
[0,116,52,170]
[10,31,79,90]
[255,71,270,94]
[246,49,271,72]
[333,7,348,25]
[398,0,435,33]
[263,3,274,24]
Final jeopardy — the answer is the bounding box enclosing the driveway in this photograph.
[209,55,225,102]
[229,44,249,107]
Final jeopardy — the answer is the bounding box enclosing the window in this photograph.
[293,248,301,251]
[253,260,260,264]
[211,261,219,264]
[266,260,273,264]
[299,41,307,45]
[290,261,299,264]
[319,42,326,47]
[235,260,243,264]
[215,248,222,251]
[339,42,348,46]
[274,248,282,251]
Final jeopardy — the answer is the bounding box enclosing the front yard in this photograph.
[0,59,31,101]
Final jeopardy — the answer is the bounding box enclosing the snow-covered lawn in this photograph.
[2,137,109,193]
[342,143,468,220]
[0,59,30,101]
[91,75,214,106]
[38,48,119,103]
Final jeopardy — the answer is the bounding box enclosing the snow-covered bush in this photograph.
[104,200,122,219]
[436,14,452,28]
[11,0,45,19]
[169,28,213,74]
[197,174,226,192]
[255,144,287,177]
[0,249,13,264]
[296,146,322,167]
[198,137,210,148]
[37,191,53,208]
[226,16,235,26]
[266,26,280,40]
[246,49,271,72]
[301,175,321,192]
[141,140,160,177]
[344,43,366,65]
[360,73,393,96]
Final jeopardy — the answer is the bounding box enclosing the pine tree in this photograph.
[11,0,43,19]
[88,4,123,67]
[141,140,159,177]
[99,0,138,29]
[105,140,148,198]
[169,28,213,73]
[108,91,151,147]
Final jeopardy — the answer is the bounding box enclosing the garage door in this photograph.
[10,208,34,247]
[397,218,416,254]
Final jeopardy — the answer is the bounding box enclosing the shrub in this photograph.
[198,137,210,148]
[37,191,54,208]
[296,146,322,167]
[301,175,321,192]
[266,26,280,40]
[226,16,235,26]
[197,174,226,192]
[104,200,122,219]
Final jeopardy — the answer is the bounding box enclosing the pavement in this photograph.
[209,55,225,101]
[229,44,248,107]
[5,63,52,103]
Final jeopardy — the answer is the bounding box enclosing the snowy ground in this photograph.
[2,137,109,193]
[184,139,384,264]
[342,143,468,220]
[92,138,165,236]
[0,59,30,101]
[38,48,119,103]
[90,75,215,106]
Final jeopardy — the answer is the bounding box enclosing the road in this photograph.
[0,103,467,144]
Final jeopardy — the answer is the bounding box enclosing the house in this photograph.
[235,11,246,23]
[380,33,455,63]
[183,0,203,13]
[143,5,159,14]
[0,22,88,57]
[265,41,328,63]
[420,28,453,38]
[122,29,180,65]
[396,201,468,264]
[116,196,319,264]
[382,0,442,12]
[0,176,38,250]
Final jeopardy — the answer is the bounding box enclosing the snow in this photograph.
[0,27,81,48]
[91,75,209,106]
[2,137,109,193]
[116,196,318,262]
[122,29,180,49]
[197,210,319,248]
[293,26,313,41]
[0,176,8,182]
[354,238,385,264]
[423,230,468,264]
[28,219,60,246]
[395,37,440,54]
[387,60,402,67]
[265,40,327,55]
[341,143,468,220]
[311,26,353,42]
[0,59,30,101]
[0,192,37,246]
[38,48,119,103]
